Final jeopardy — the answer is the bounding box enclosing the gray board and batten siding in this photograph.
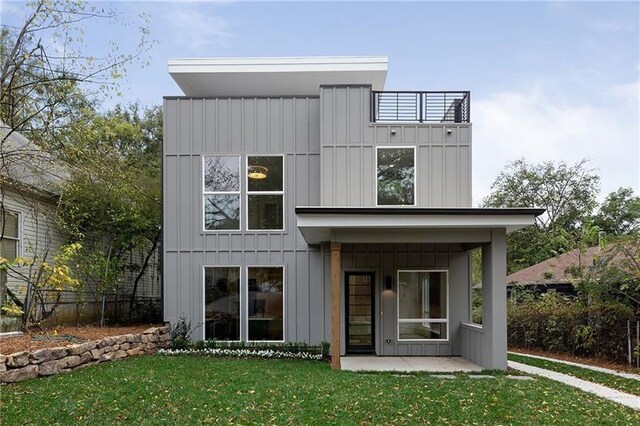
[319,85,472,208]
[163,96,325,344]
[162,85,474,355]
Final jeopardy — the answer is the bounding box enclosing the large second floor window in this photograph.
[247,156,284,230]
[377,147,416,206]
[203,156,241,231]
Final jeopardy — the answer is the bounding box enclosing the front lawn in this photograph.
[509,352,640,397]
[2,356,639,425]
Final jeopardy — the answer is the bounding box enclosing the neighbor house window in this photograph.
[248,266,284,341]
[397,270,448,340]
[203,156,240,230]
[377,147,416,205]
[204,267,240,340]
[246,156,284,230]
[0,210,19,261]
[0,210,19,296]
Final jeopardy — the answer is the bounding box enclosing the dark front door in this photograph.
[345,272,375,353]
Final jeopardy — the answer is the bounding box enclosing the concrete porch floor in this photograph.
[341,356,483,372]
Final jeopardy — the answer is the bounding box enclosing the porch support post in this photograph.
[330,242,342,370]
[481,228,508,370]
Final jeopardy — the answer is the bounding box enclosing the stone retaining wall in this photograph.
[0,326,170,383]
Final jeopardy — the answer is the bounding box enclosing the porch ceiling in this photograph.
[295,207,544,245]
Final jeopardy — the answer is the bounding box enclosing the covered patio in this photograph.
[296,207,544,371]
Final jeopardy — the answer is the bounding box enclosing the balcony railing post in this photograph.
[371,91,375,122]
[467,91,471,123]
[419,92,423,122]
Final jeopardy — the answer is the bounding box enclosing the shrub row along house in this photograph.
[163,56,543,370]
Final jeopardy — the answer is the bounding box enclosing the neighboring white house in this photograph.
[1,126,161,332]
[0,125,67,332]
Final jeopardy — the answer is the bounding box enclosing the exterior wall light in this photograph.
[247,165,268,179]
[385,275,393,290]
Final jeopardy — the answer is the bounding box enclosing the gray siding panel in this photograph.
[164,89,476,356]
[163,97,324,343]
[319,86,472,207]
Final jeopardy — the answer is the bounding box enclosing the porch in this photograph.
[341,356,482,372]
[296,206,544,371]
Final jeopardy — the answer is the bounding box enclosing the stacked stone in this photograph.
[0,326,170,383]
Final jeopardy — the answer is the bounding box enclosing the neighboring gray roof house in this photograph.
[0,125,68,197]
[162,56,543,370]
[506,245,621,295]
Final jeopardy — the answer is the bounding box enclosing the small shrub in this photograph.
[170,315,194,350]
[321,340,330,358]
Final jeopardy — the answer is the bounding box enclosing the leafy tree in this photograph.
[58,104,161,322]
[483,159,600,273]
[0,0,152,147]
[592,187,640,236]
[0,243,82,327]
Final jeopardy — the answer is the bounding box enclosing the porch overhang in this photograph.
[295,207,544,245]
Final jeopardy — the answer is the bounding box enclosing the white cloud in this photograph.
[164,3,230,52]
[586,18,635,34]
[472,83,640,206]
[606,81,640,104]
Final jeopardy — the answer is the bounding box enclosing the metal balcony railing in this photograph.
[371,91,470,123]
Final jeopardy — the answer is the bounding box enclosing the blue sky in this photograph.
[3,1,639,204]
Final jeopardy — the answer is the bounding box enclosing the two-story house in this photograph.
[162,56,543,370]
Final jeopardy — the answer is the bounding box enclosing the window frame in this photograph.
[375,146,417,207]
[202,265,243,342]
[246,265,286,343]
[202,155,242,232]
[245,154,285,232]
[0,209,22,259]
[396,269,449,342]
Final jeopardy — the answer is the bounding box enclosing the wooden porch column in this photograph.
[330,242,341,370]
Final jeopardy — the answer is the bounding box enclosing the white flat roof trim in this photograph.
[296,213,538,228]
[168,56,388,72]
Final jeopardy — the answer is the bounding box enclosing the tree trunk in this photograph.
[128,228,161,321]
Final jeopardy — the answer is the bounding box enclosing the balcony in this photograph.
[371,91,470,124]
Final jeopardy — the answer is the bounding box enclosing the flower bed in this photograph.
[158,347,324,360]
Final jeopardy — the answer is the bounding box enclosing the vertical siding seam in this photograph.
[429,128,433,207]
[332,88,336,205]
[457,132,461,208]
[241,98,245,153]
[280,98,284,153]
[253,98,257,153]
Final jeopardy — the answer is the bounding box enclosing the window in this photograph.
[0,210,19,261]
[377,147,416,206]
[248,266,284,341]
[247,156,284,230]
[397,270,448,340]
[203,156,240,231]
[204,267,240,340]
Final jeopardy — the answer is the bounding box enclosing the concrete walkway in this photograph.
[341,356,482,372]
[509,351,640,381]
[509,361,640,410]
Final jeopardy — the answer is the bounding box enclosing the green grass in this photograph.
[2,356,640,425]
[509,352,640,397]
